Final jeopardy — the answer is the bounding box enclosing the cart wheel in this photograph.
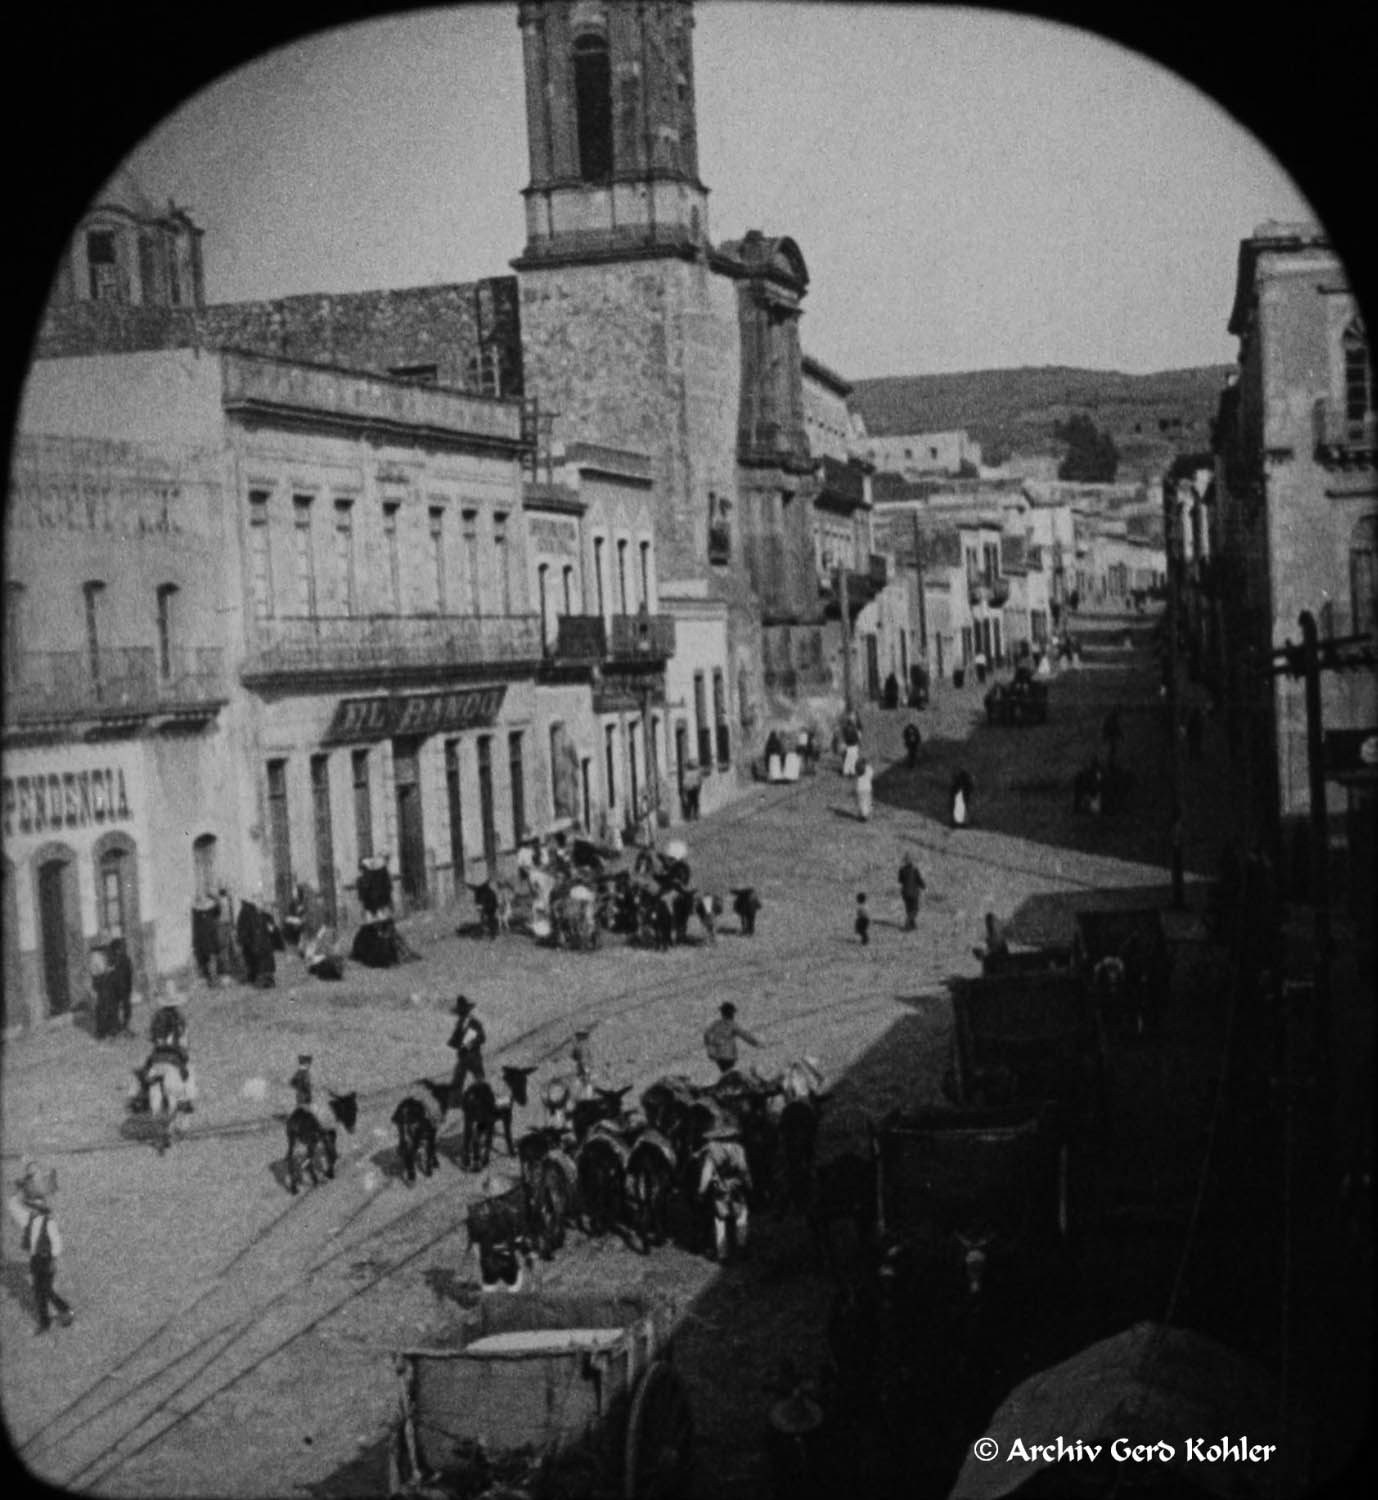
[624,1360,694,1500]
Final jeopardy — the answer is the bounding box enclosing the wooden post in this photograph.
[911,509,928,663]
[1298,612,1332,1062]
[1163,480,1186,909]
[837,565,854,714]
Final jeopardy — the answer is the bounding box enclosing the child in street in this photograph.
[571,1027,594,1101]
[854,893,871,946]
[703,1002,762,1075]
[7,1163,74,1335]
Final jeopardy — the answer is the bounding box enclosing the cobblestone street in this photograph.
[3,614,1369,1498]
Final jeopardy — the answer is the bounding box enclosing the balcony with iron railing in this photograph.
[1314,398,1377,466]
[241,613,544,685]
[969,575,1010,609]
[549,613,676,666]
[4,647,226,727]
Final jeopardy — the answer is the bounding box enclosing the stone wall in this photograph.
[35,279,524,398]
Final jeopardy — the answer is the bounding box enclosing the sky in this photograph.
[106,2,1318,381]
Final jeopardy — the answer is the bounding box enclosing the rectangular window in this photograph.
[334,501,356,616]
[562,564,575,615]
[87,230,118,301]
[593,537,607,616]
[537,564,550,647]
[462,509,481,614]
[639,540,652,610]
[249,491,273,619]
[693,672,712,771]
[429,506,446,613]
[617,539,629,614]
[83,581,104,690]
[292,496,316,616]
[155,584,177,679]
[267,758,293,916]
[508,731,526,843]
[310,754,338,926]
[1345,336,1373,425]
[352,749,373,860]
[168,249,181,307]
[604,723,618,807]
[713,668,731,768]
[100,860,125,938]
[627,721,640,819]
[444,739,465,883]
[494,513,511,613]
[382,501,402,614]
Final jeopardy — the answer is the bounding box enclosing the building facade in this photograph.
[1210,223,1376,899]
[5,346,544,1029]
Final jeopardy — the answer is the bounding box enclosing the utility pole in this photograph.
[1163,477,1186,909]
[911,509,928,664]
[1263,615,1373,1084]
[836,564,854,714]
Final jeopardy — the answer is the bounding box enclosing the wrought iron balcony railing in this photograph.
[969,576,1010,608]
[1314,398,1377,464]
[550,613,676,664]
[4,647,226,724]
[242,613,543,681]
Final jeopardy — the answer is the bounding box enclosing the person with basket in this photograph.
[7,1162,74,1335]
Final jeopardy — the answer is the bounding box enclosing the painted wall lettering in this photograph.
[2,767,133,839]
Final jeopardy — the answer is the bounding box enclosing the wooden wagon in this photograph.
[873,1103,1069,1261]
[1073,907,1171,1041]
[946,971,1106,1133]
[984,678,1049,727]
[389,1291,693,1500]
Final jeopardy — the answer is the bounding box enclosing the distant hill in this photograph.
[850,365,1231,480]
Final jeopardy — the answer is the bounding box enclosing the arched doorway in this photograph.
[192,833,219,899]
[32,845,80,1018]
[94,830,144,991]
[2,858,21,1031]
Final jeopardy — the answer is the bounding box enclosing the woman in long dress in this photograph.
[854,757,874,821]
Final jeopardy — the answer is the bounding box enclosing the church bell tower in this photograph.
[514,0,710,265]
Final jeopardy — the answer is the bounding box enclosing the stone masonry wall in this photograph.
[35,280,524,398]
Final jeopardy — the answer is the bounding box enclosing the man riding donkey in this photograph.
[288,1054,336,1134]
[134,993,191,1104]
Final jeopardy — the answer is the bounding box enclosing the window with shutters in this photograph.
[334,501,356,616]
[292,496,316,617]
[249,491,273,619]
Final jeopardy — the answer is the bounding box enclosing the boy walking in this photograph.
[854,893,871,946]
[8,1164,74,1335]
[703,1002,761,1075]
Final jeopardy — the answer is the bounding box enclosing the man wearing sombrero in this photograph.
[447,995,487,1093]
[7,1162,75,1334]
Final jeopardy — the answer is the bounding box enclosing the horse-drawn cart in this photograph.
[945,971,1106,1133]
[389,1291,693,1500]
[984,678,1049,727]
[873,1104,1069,1257]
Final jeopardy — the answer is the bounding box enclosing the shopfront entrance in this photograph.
[36,852,78,1017]
[392,737,427,906]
